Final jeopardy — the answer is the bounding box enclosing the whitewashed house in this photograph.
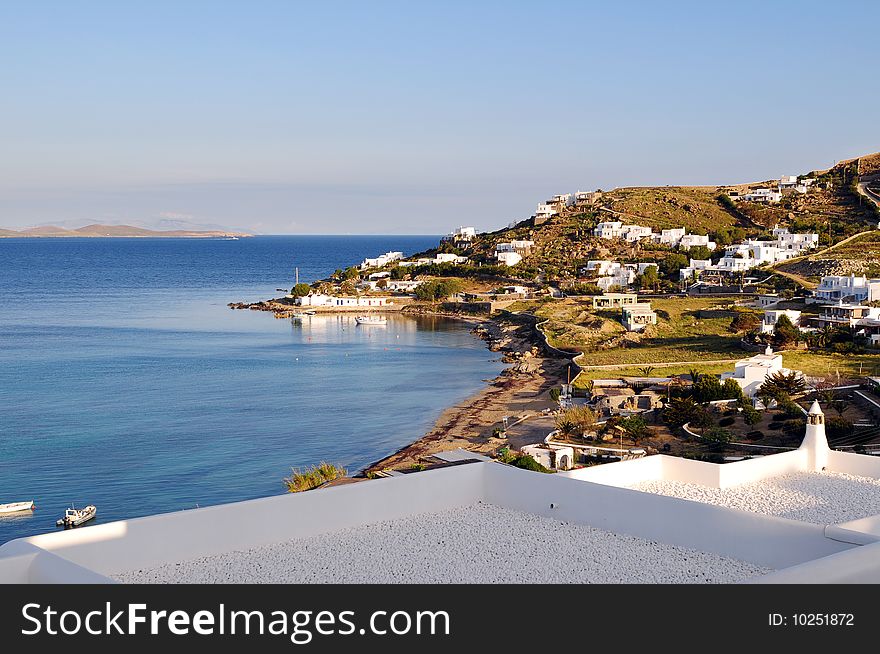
[521,444,575,471]
[496,251,523,266]
[656,228,686,247]
[535,203,557,220]
[622,303,658,332]
[679,233,717,251]
[720,346,802,398]
[622,225,653,242]
[735,188,782,203]
[594,221,624,239]
[814,303,880,329]
[812,275,880,304]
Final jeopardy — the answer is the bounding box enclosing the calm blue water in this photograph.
[0,236,504,544]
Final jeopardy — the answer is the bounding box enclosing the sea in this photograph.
[0,236,505,544]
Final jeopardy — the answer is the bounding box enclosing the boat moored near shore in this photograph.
[355,315,387,326]
[56,505,97,528]
[0,501,35,515]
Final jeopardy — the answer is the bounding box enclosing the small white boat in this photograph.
[291,312,308,320]
[355,315,387,326]
[303,310,317,316]
[56,505,97,528]
[0,500,35,514]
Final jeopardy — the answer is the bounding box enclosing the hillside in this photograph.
[0,224,252,238]
[595,186,740,233]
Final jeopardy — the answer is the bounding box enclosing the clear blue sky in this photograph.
[1,1,878,234]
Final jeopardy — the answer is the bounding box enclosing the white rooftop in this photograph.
[113,504,768,584]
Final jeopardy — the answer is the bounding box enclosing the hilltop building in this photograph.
[359,251,404,270]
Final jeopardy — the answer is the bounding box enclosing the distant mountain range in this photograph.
[0,224,253,238]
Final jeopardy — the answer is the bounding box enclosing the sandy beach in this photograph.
[363,314,574,473]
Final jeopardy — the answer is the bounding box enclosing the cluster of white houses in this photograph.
[534,191,603,222]
[582,260,659,292]
[680,228,819,281]
[728,175,816,204]
[593,223,717,250]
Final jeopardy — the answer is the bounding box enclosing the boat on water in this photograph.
[0,500,35,515]
[303,310,317,316]
[355,315,387,326]
[56,505,97,528]
[291,313,308,320]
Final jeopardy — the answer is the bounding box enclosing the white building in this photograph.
[496,251,523,267]
[622,303,658,332]
[656,228,686,247]
[399,254,468,267]
[814,303,880,329]
[360,251,404,270]
[812,275,880,304]
[521,444,575,471]
[386,280,422,292]
[734,188,783,203]
[761,309,802,334]
[679,233,717,251]
[535,203,557,220]
[778,175,799,188]
[594,221,624,239]
[679,259,713,281]
[295,294,393,307]
[441,226,476,245]
[496,240,534,255]
[597,268,635,291]
[622,225,653,242]
[720,346,802,398]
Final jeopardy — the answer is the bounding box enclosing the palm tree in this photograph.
[639,365,656,378]
[688,367,702,384]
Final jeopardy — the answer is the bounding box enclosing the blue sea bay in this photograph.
[0,236,504,543]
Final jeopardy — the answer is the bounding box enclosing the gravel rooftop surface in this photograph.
[628,471,880,524]
[113,503,770,584]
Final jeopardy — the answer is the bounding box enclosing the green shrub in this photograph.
[509,454,553,474]
[718,417,735,427]
[745,430,764,441]
[284,462,347,493]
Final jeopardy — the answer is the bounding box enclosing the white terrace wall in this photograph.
[557,454,664,487]
[827,450,880,480]
[483,464,850,570]
[559,452,808,489]
[2,463,485,582]
[753,539,880,583]
[716,450,807,488]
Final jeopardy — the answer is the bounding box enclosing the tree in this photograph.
[772,314,801,347]
[290,282,312,297]
[664,397,709,427]
[636,265,659,291]
[702,427,732,449]
[414,279,465,302]
[741,405,762,425]
[830,398,849,418]
[638,366,656,377]
[692,375,724,403]
[758,371,807,399]
[556,405,597,439]
[618,415,649,442]
[688,368,702,384]
[687,245,713,261]
[660,253,689,277]
[376,278,389,290]
[730,312,761,333]
[721,378,745,402]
